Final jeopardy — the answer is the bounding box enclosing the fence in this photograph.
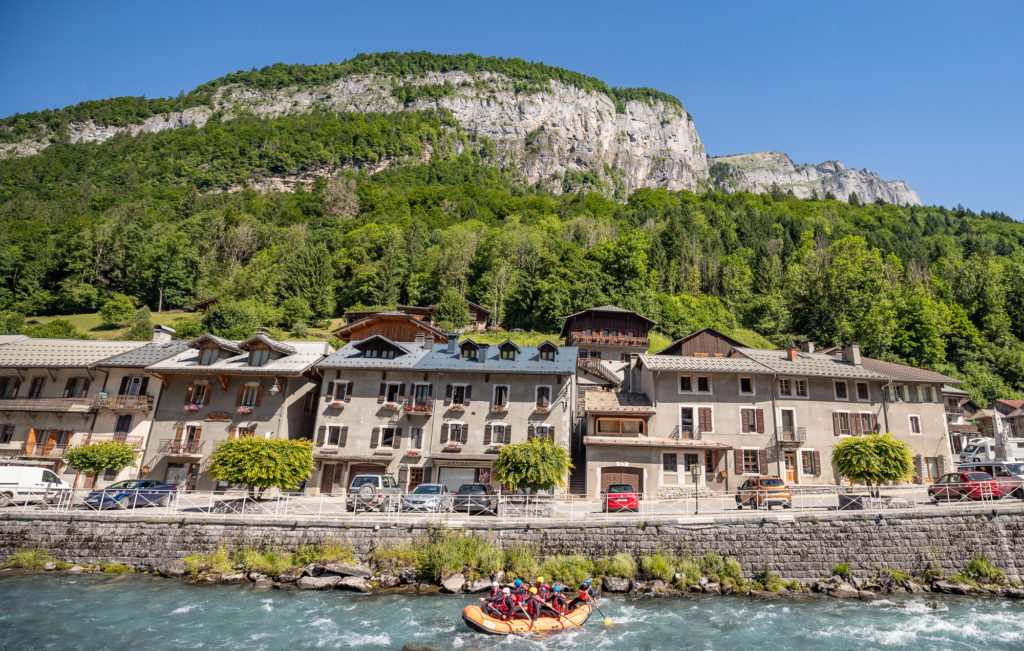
[2,482,1019,525]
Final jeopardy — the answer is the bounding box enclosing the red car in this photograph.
[603,483,640,512]
[928,471,1003,502]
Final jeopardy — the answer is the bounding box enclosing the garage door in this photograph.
[438,467,478,493]
[600,467,643,494]
[347,463,386,488]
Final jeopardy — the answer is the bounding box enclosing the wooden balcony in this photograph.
[0,397,94,414]
[92,394,154,411]
[568,333,649,348]
[20,442,68,457]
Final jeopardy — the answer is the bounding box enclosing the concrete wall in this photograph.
[3,508,1023,581]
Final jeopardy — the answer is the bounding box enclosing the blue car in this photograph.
[83,480,177,509]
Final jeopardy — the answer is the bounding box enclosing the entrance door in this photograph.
[600,467,644,494]
[438,467,477,493]
[784,451,797,483]
[320,464,345,495]
[164,463,188,487]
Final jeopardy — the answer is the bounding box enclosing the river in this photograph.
[2,574,1023,649]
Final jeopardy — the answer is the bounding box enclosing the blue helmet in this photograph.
[514,579,523,587]
[583,578,592,586]
[553,585,562,592]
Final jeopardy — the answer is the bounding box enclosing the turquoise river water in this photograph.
[2,574,1024,649]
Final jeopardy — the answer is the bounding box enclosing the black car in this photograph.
[452,483,497,514]
[83,480,177,510]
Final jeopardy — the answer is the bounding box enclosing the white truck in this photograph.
[0,465,71,506]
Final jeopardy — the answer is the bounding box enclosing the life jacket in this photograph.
[501,595,517,616]
[550,593,568,613]
[525,595,545,617]
[489,586,501,599]
[512,586,528,602]
[576,589,590,602]
[537,584,551,600]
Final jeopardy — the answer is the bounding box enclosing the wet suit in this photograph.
[483,593,506,618]
[547,591,568,616]
[568,585,595,610]
[524,594,547,621]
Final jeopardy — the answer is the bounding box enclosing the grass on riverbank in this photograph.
[183,540,355,576]
[3,549,57,570]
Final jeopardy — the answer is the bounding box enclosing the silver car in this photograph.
[402,483,454,512]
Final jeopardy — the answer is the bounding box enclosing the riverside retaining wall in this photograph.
[2,508,1023,581]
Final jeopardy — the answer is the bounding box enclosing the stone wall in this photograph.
[2,507,1023,581]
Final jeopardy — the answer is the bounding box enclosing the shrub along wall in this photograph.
[1,509,1023,581]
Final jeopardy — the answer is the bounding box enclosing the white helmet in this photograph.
[502,587,511,594]
[492,581,499,586]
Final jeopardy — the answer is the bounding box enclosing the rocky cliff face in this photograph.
[710,151,921,206]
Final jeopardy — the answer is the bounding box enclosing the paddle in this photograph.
[591,596,614,627]
[519,603,535,631]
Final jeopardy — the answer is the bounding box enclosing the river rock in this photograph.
[297,575,341,590]
[748,590,780,600]
[602,576,631,593]
[398,568,418,584]
[278,568,304,583]
[466,578,493,593]
[253,579,275,589]
[417,583,442,594]
[442,573,466,593]
[933,580,972,595]
[67,565,85,575]
[322,562,373,578]
[377,573,401,589]
[704,583,722,595]
[858,591,877,602]
[190,573,221,586]
[830,583,859,599]
[43,562,56,571]
[220,572,247,584]
[158,560,187,577]
[906,582,927,594]
[336,576,371,592]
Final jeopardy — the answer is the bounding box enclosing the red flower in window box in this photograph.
[491,405,508,415]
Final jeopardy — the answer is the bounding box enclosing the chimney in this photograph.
[414,332,425,347]
[447,335,458,354]
[477,343,489,363]
[255,326,271,335]
[424,335,434,350]
[799,340,815,354]
[786,346,798,361]
[152,324,175,343]
[843,342,862,367]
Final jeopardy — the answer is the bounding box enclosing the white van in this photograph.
[0,465,71,505]
[959,438,995,463]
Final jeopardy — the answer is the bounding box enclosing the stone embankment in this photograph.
[3,508,1023,599]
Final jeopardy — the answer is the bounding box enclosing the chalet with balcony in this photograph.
[332,312,450,344]
[310,335,576,495]
[560,305,656,363]
[0,330,184,485]
[344,300,491,333]
[141,333,329,490]
[941,385,979,454]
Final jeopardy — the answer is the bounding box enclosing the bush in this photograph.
[641,553,676,582]
[123,307,153,340]
[956,555,1006,585]
[234,548,292,576]
[183,546,233,575]
[722,557,745,587]
[755,567,783,592]
[540,555,594,588]
[415,530,503,582]
[492,437,572,492]
[280,296,313,328]
[206,437,313,499]
[833,563,851,580]
[292,541,353,566]
[502,544,539,580]
[64,441,139,475]
[676,557,701,586]
[99,293,137,327]
[595,553,636,578]
[4,548,56,569]
[368,541,417,572]
[700,552,726,577]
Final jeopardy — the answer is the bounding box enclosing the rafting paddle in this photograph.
[591,597,614,627]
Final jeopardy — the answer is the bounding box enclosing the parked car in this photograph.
[83,480,177,510]
[928,471,1003,502]
[452,483,498,514]
[959,438,995,463]
[603,483,640,512]
[957,462,1024,499]
[402,483,454,512]
[735,477,792,510]
[347,474,402,512]
[0,466,71,506]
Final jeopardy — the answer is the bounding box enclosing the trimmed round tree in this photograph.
[831,432,914,496]
[207,437,314,499]
[64,441,139,481]
[492,437,573,493]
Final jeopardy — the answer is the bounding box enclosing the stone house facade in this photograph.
[310,334,577,495]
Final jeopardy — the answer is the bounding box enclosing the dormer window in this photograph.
[500,347,515,360]
[538,342,558,361]
[249,345,270,367]
[460,341,479,360]
[198,346,218,366]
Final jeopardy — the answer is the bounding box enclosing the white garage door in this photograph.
[438,467,477,493]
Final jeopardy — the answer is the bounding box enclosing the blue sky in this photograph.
[2,1,1022,217]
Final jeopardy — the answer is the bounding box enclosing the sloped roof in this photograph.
[97,340,191,368]
[853,356,961,384]
[149,340,330,375]
[559,305,657,338]
[735,347,888,380]
[0,338,148,369]
[941,384,971,397]
[239,333,297,356]
[584,390,655,414]
[331,311,448,341]
[187,334,243,354]
[653,327,748,355]
[637,354,768,374]
[995,399,1024,409]
[317,339,577,375]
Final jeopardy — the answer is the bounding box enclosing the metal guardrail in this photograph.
[20,443,68,457]
[1,483,1019,524]
[92,394,154,410]
[159,439,207,455]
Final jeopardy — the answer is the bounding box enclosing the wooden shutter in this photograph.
[140,377,149,395]
[370,427,380,448]
[734,449,743,474]
[344,382,353,402]
[398,466,409,487]
[699,407,712,433]
[440,423,449,444]
[175,424,184,441]
[484,424,492,445]
[914,454,924,484]
[460,426,468,444]
[119,376,130,394]
[937,456,947,476]
[193,427,203,441]
[325,382,335,402]
[851,413,861,435]
[427,384,433,400]
[812,450,821,476]
[444,384,453,405]
[339,426,348,447]
[202,384,211,405]
[316,426,326,445]
[756,409,765,433]
[832,412,840,436]
[398,384,406,400]
[527,424,535,440]
[392,428,402,449]
[236,385,246,406]
[378,383,386,403]
[464,385,472,405]
[63,378,74,398]
[505,424,512,442]
[757,449,768,474]
[184,383,194,405]
[887,384,895,402]
[255,385,264,406]
[228,427,238,440]
[871,414,878,432]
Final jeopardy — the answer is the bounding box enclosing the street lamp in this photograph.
[691,464,701,515]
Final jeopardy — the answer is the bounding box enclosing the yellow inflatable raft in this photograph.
[462,602,592,635]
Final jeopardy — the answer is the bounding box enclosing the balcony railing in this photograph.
[779,426,807,442]
[0,397,94,413]
[670,426,703,441]
[569,334,649,347]
[403,402,432,415]
[20,442,68,457]
[92,394,153,411]
[160,438,207,455]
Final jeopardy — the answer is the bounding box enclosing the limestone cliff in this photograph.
[710,151,921,206]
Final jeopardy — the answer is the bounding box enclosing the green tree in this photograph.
[123,306,153,341]
[831,433,914,496]
[23,319,89,339]
[207,437,314,499]
[0,311,24,335]
[99,293,137,328]
[202,301,261,339]
[492,437,572,493]
[64,441,139,477]
[433,287,471,332]
[279,296,313,329]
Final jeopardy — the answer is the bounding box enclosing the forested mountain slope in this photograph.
[1,54,1022,404]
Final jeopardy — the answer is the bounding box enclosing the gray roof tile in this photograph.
[148,340,330,375]
[0,338,149,369]
[638,354,768,374]
[318,340,577,375]
[97,341,191,368]
[734,347,889,380]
